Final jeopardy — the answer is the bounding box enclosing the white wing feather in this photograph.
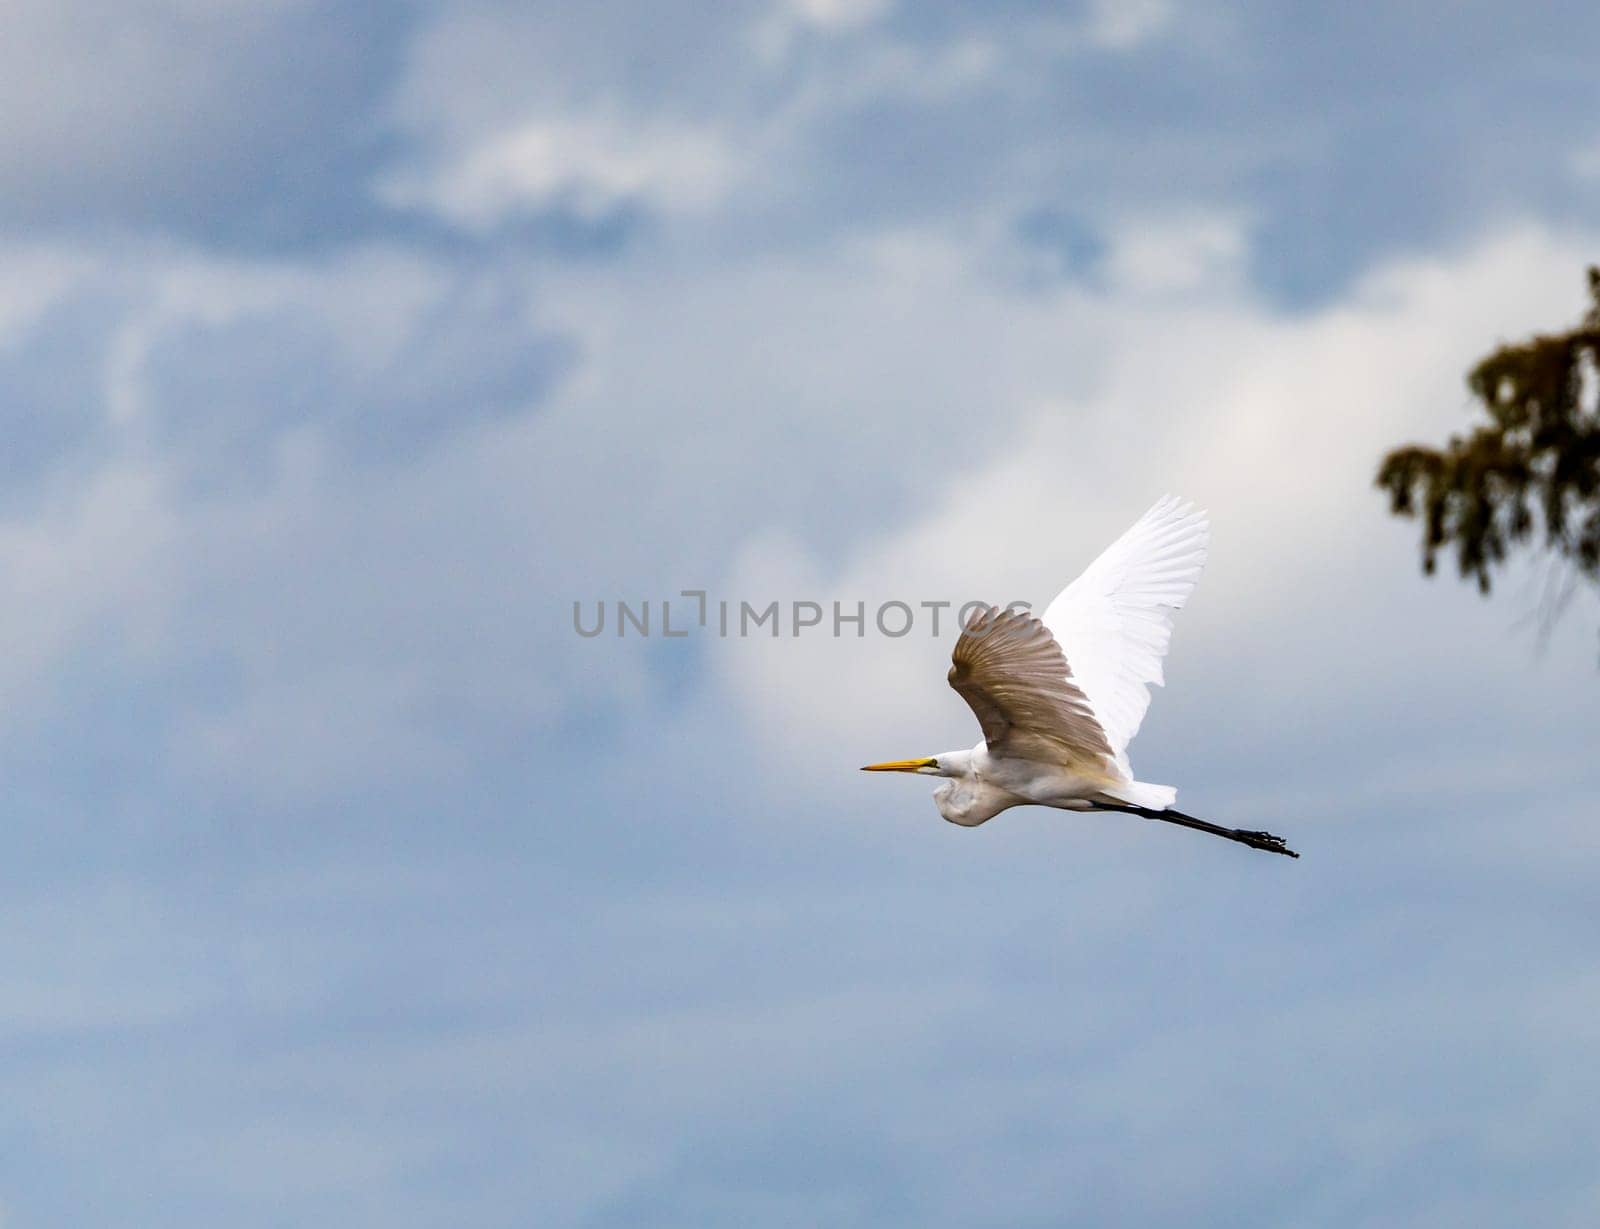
[1040,495,1209,767]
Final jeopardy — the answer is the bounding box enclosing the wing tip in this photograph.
[1153,492,1209,524]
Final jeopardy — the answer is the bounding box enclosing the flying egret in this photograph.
[863,495,1297,857]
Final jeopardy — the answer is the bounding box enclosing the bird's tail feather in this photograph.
[1103,780,1177,810]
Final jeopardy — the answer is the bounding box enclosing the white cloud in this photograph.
[378,115,736,229]
[788,0,895,33]
[1569,136,1600,181]
[0,464,176,720]
[0,239,585,796]
[1084,0,1175,49]
[0,244,98,346]
[1102,211,1251,294]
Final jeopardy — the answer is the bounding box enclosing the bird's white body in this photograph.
[864,496,1298,857]
[927,745,1112,827]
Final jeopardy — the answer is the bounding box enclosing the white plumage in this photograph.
[1042,494,1208,765]
[1038,494,1208,809]
[863,495,1296,858]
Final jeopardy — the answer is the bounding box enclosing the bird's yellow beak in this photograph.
[861,757,937,773]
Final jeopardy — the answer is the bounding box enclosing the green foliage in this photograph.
[1376,268,1600,595]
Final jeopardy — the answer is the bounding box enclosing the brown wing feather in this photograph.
[948,606,1115,767]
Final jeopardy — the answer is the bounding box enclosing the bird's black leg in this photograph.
[1092,803,1299,858]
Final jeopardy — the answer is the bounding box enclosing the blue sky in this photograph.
[3,2,1600,1225]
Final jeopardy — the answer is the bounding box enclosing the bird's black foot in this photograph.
[1237,829,1298,858]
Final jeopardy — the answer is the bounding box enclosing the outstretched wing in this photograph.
[947,606,1115,768]
[1040,495,1209,762]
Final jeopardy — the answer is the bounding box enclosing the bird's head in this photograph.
[861,751,1004,826]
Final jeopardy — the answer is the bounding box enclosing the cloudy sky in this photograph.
[3,1,1600,1224]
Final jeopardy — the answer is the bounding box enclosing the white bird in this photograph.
[863,495,1296,857]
